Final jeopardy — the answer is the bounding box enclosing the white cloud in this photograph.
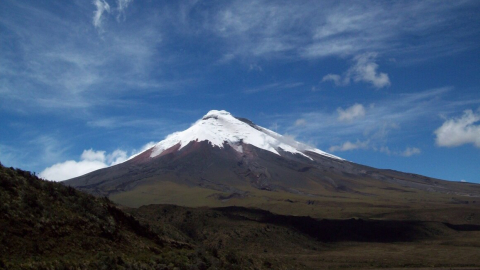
[378,146,420,157]
[81,148,106,162]
[348,53,390,88]
[93,0,135,30]
[243,82,304,94]
[379,146,391,155]
[107,149,128,165]
[249,63,263,72]
[401,147,421,157]
[322,74,345,86]
[208,1,476,62]
[337,103,366,122]
[435,109,480,148]
[278,88,450,154]
[0,0,165,117]
[39,160,106,182]
[294,119,306,127]
[93,0,111,30]
[117,0,133,13]
[39,142,157,181]
[116,0,133,20]
[323,53,390,89]
[39,148,128,182]
[329,140,369,152]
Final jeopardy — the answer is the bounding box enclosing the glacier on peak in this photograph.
[149,110,343,160]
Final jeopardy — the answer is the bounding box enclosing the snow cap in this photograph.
[149,110,342,160]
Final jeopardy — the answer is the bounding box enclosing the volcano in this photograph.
[65,110,480,217]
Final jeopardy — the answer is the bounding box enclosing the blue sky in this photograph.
[1,0,479,182]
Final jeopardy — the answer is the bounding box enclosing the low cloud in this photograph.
[323,52,390,89]
[107,149,128,165]
[329,140,369,152]
[39,149,119,182]
[435,109,480,148]
[39,142,154,181]
[337,103,366,122]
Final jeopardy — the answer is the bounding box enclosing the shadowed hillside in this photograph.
[0,163,218,269]
[128,204,480,269]
[3,162,480,269]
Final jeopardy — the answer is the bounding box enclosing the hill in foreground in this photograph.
[3,163,480,269]
[0,163,218,269]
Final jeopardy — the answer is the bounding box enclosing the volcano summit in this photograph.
[66,110,480,217]
[148,110,341,161]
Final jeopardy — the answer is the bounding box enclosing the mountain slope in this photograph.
[65,110,480,218]
[5,163,480,269]
[0,163,209,269]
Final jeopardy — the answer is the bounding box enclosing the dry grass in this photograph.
[112,180,480,225]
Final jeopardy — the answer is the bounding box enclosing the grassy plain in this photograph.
[112,180,480,224]
[110,179,480,269]
[128,204,480,269]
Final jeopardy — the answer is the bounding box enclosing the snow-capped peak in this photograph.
[150,110,342,160]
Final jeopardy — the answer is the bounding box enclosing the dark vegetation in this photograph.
[0,163,223,269]
[2,162,480,269]
[128,205,480,269]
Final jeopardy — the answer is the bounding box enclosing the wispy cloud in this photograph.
[323,53,390,89]
[200,1,479,62]
[322,74,344,86]
[378,146,421,157]
[279,87,452,152]
[87,117,170,129]
[294,119,306,127]
[401,147,421,157]
[337,103,366,122]
[435,109,480,148]
[0,0,163,115]
[348,53,390,88]
[116,0,133,20]
[244,82,304,94]
[0,134,70,173]
[93,0,135,30]
[93,0,111,30]
[329,141,421,157]
[329,140,369,152]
